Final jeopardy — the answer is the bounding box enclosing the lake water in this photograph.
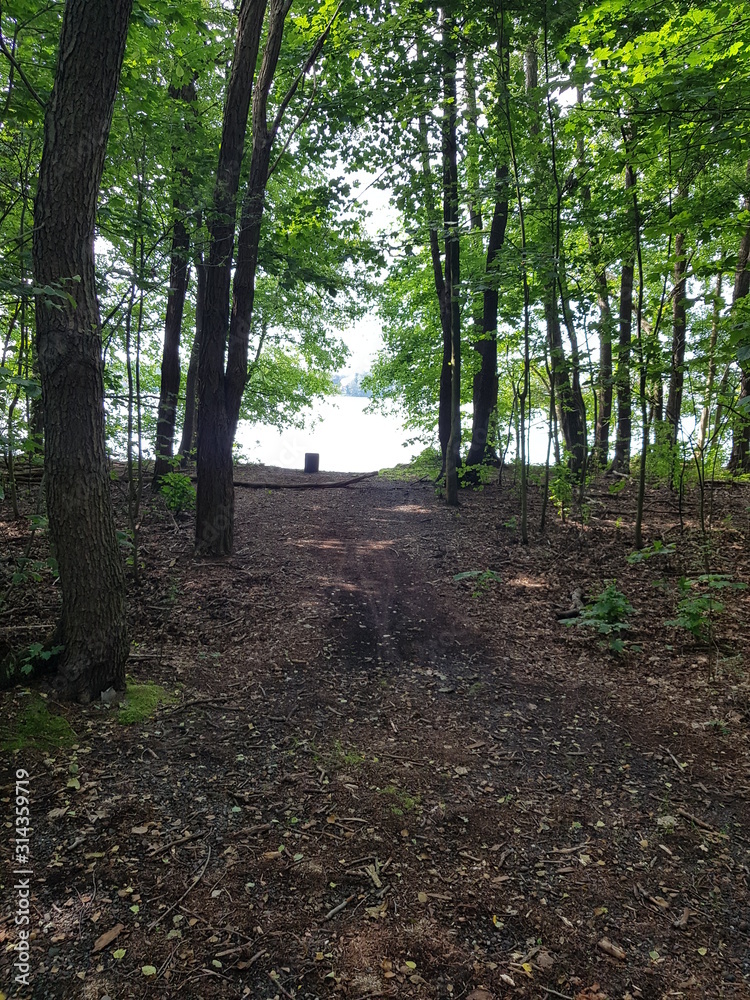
[235,396,553,473]
[235,397,419,472]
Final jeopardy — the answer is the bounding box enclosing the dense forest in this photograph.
[3,0,750,700]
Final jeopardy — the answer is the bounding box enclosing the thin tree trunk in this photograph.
[532,26,585,475]
[466,166,509,467]
[443,11,461,506]
[697,273,723,454]
[32,0,132,701]
[578,85,614,468]
[592,269,614,465]
[545,290,586,473]
[418,109,452,467]
[611,161,636,473]
[665,213,688,447]
[153,79,197,484]
[153,213,190,482]
[728,164,750,471]
[179,260,205,463]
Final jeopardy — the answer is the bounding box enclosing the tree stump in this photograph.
[304,453,320,474]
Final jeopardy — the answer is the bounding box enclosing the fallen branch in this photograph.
[190,471,378,490]
[323,893,356,921]
[677,806,714,831]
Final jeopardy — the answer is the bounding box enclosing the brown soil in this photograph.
[1,466,749,1000]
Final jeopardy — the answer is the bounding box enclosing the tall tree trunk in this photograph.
[153,212,190,482]
[179,260,205,463]
[610,162,636,473]
[578,86,613,468]
[530,29,585,476]
[545,289,586,473]
[592,269,614,465]
[665,215,688,447]
[32,0,132,702]
[195,0,267,556]
[465,167,508,468]
[196,0,336,553]
[225,0,292,442]
[697,273,723,453]
[728,165,750,471]
[418,110,452,466]
[443,11,461,506]
[153,79,198,484]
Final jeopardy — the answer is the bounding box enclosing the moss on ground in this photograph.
[118,681,174,725]
[0,695,76,752]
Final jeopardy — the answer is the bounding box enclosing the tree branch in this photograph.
[269,0,344,144]
[0,29,45,109]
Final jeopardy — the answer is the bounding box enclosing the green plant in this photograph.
[667,574,746,643]
[379,447,442,482]
[324,740,366,770]
[707,718,730,737]
[159,472,196,513]
[550,461,573,521]
[453,568,501,597]
[627,540,676,564]
[562,583,635,653]
[18,642,64,676]
[378,784,420,815]
[458,462,494,490]
[7,554,58,589]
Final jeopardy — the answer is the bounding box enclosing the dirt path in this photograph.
[1,470,749,999]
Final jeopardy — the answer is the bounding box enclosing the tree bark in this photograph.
[578,86,613,468]
[195,0,267,556]
[697,273,723,454]
[442,12,461,506]
[466,166,509,467]
[418,111,452,466]
[32,0,132,701]
[665,218,688,447]
[592,268,614,465]
[225,0,292,442]
[728,165,750,471]
[153,79,197,484]
[178,260,205,463]
[529,33,585,476]
[153,213,190,482]
[196,0,335,553]
[545,289,586,474]
[610,162,636,473]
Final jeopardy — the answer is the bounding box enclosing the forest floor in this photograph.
[1,463,750,1000]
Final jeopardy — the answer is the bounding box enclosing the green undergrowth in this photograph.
[118,680,174,725]
[379,784,421,816]
[0,694,76,752]
[379,447,442,481]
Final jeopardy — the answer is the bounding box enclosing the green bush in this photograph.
[562,583,635,653]
[668,574,746,642]
[159,472,196,513]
